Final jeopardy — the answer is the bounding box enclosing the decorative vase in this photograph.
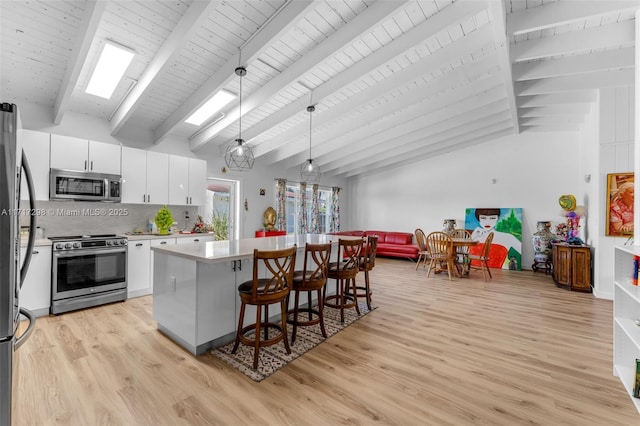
[532,221,554,263]
[442,219,456,234]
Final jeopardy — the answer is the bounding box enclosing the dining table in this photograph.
[450,237,479,277]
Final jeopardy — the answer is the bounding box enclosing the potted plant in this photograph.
[154,205,174,235]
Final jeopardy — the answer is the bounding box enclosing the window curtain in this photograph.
[330,186,340,232]
[310,184,320,233]
[276,178,287,231]
[299,181,308,233]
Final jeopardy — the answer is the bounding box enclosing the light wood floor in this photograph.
[13,258,639,425]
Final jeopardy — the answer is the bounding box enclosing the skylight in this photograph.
[85,41,135,99]
[185,90,236,126]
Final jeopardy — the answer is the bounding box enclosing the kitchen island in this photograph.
[151,233,353,355]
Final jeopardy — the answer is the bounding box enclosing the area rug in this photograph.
[211,302,376,381]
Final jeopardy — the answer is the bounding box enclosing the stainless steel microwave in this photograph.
[50,168,121,202]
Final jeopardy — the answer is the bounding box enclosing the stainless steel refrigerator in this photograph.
[1,103,36,426]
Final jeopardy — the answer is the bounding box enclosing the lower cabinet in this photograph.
[552,243,592,292]
[19,246,52,317]
[127,240,151,298]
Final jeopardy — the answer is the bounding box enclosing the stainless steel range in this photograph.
[50,234,127,314]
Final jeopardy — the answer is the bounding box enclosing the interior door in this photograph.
[203,178,237,241]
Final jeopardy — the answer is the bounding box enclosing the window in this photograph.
[202,178,238,240]
[284,183,332,234]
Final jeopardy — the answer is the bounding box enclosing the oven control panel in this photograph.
[52,237,128,251]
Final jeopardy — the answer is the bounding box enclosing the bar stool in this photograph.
[286,242,332,343]
[232,246,297,369]
[350,235,377,311]
[324,238,363,323]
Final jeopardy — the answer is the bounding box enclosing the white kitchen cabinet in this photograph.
[50,134,121,174]
[121,146,169,205]
[149,237,176,294]
[127,240,151,298]
[175,235,214,245]
[168,155,206,206]
[613,245,640,413]
[19,129,50,201]
[19,245,51,317]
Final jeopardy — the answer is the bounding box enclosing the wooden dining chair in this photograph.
[232,246,297,369]
[414,228,429,270]
[450,228,472,269]
[425,231,456,281]
[467,231,494,281]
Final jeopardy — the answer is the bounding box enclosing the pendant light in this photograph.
[224,62,254,171]
[300,104,321,183]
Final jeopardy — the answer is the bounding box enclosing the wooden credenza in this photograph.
[552,243,592,292]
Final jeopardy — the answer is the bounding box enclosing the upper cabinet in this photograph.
[168,155,206,206]
[19,129,50,201]
[121,146,169,205]
[50,134,121,175]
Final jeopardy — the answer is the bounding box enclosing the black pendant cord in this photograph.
[238,68,242,142]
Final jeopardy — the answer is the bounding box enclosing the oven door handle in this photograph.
[53,247,127,258]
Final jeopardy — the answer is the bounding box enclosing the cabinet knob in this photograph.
[160,241,167,245]
[193,239,199,242]
[31,250,39,255]
[136,243,143,247]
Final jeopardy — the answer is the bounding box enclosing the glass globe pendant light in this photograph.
[300,104,320,183]
[224,64,254,171]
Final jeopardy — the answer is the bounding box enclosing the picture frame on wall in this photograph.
[606,172,634,237]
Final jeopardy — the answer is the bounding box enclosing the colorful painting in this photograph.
[606,173,634,237]
[464,208,523,270]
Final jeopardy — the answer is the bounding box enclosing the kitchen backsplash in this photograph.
[19,200,200,238]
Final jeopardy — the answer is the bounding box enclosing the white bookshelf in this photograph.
[613,245,640,413]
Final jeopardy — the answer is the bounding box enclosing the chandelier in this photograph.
[224,65,254,171]
[300,104,320,183]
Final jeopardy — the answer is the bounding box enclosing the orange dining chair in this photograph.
[414,228,429,270]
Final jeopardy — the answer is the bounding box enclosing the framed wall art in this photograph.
[606,172,634,237]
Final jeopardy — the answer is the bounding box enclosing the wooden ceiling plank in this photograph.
[110,0,219,135]
[512,20,634,62]
[507,0,640,35]
[53,0,107,124]
[517,92,597,107]
[519,104,590,117]
[190,0,410,150]
[513,47,634,81]
[276,77,505,168]
[251,12,495,156]
[154,0,316,144]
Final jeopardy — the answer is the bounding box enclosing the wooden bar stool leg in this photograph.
[291,290,301,344]
[364,270,372,311]
[350,278,360,316]
[253,304,262,369]
[232,302,246,354]
[280,298,291,354]
[316,288,327,338]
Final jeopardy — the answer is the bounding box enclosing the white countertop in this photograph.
[123,232,214,241]
[21,238,52,247]
[150,233,355,264]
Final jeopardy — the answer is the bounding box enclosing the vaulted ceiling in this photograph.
[1,0,637,178]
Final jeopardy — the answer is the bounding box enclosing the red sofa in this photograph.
[329,230,419,260]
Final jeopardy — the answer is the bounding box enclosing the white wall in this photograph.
[345,131,583,270]
[597,87,635,299]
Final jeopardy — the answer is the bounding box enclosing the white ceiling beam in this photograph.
[507,0,640,35]
[256,32,500,158]
[517,69,634,95]
[520,116,584,126]
[328,107,511,174]
[189,0,410,150]
[517,92,597,107]
[340,121,513,178]
[110,0,219,135]
[154,0,316,144]
[519,105,591,116]
[520,124,581,132]
[319,96,509,174]
[239,0,489,148]
[513,47,634,81]
[488,0,519,133]
[279,78,505,170]
[53,0,107,124]
[511,20,634,62]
